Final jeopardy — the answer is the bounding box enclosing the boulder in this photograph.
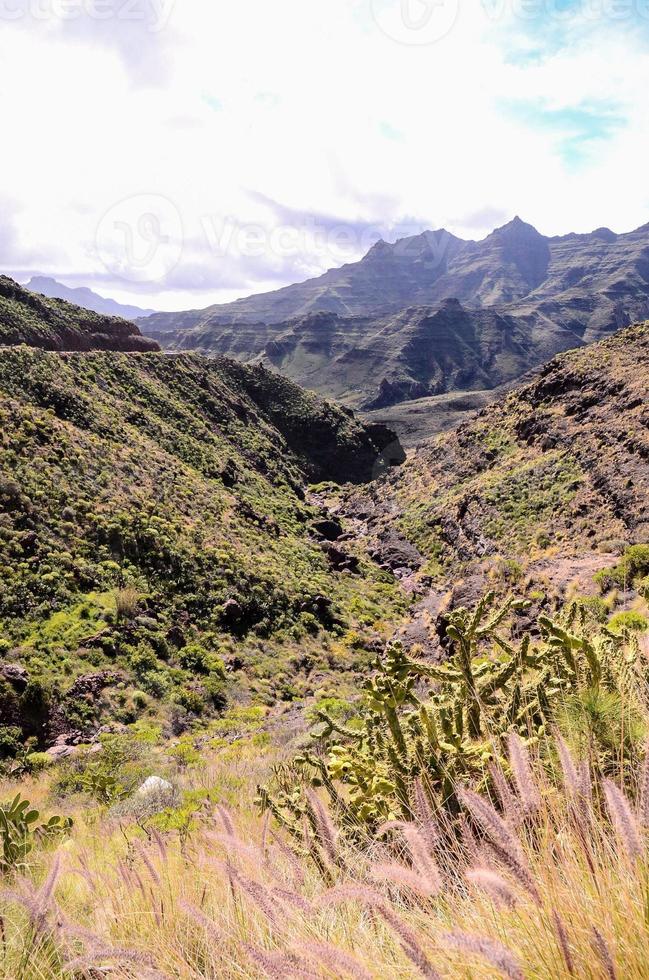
[311,518,343,542]
[221,598,243,626]
[137,775,174,796]
[321,543,360,574]
[0,663,29,692]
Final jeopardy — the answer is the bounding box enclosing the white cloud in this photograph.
[1,0,649,309]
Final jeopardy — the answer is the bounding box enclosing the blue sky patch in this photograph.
[500,98,628,168]
[484,0,649,65]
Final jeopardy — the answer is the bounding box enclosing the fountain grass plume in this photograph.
[443,930,524,980]
[603,779,643,861]
[466,867,518,909]
[457,788,540,902]
[591,927,618,980]
[507,732,541,816]
[306,788,339,864]
[552,911,576,976]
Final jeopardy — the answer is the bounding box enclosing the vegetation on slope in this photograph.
[1,594,648,978]
[0,277,159,353]
[0,308,648,978]
[347,320,649,590]
[0,347,406,753]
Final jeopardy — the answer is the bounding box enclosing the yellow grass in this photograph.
[3,730,649,979]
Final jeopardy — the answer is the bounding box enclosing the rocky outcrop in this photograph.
[0,276,160,353]
[344,319,649,594]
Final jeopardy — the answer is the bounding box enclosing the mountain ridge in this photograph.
[141,216,649,328]
[26,276,155,321]
[141,217,649,421]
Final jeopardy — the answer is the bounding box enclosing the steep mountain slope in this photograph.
[26,276,155,320]
[0,347,404,748]
[0,277,159,353]
[145,228,466,330]
[336,319,649,650]
[142,217,649,415]
[143,217,649,334]
[149,300,582,411]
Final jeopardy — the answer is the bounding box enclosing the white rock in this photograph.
[137,776,173,796]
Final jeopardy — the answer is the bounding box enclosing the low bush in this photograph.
[595,543,649,591]
[608,610,649,634]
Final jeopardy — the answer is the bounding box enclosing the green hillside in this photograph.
[0,276,159,352]
[344,319,649,624]
[0,347,405,750]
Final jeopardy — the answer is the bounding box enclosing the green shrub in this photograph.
[557,686,646,775]
[140,670,170,698]
[595,544,649,592]
[168,739,201,768]
[0,726,23,760]
[25,752,53,773]
[608,610,649,634]
[494,558,524,583]
[173,687,205,715]
[202,675,227,711]
[128,644,159,678]
[178,643,211,673]
[573,595,609,624]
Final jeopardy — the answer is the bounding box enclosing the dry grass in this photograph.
[4,735,649,979]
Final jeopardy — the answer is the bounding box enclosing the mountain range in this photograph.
[26,276,155,321]
[142,217,649,422]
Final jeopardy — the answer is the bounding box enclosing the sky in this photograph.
[1,0,649,311]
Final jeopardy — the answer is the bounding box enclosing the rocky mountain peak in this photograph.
[487,216,545,243]
[437,297,464,312]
